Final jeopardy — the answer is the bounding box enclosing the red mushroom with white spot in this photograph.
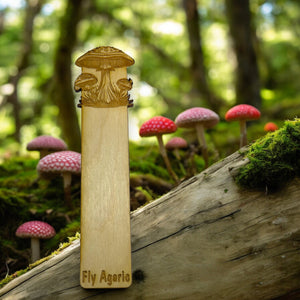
[225,104,261,148]
[264,122,278,132]
[175,107,219,169]
[16,221,56,263]
[166,137,188,160]
[139,116,179,183]
[37,151,81,208]
[26,135,68,158]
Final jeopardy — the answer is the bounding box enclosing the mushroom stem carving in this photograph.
[98,70,116,103]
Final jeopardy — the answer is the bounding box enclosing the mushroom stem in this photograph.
[39,149,50,159]
[195,123,209,169]
[156,135,179,183]
[62,172,73,209]
[31,237,40,263]
[98,70,117,103]
[239,120,247,147]
[173,148,181,160]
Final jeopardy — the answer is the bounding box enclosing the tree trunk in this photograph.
[50,0,83,152]
[225,0,262,109]
[3,0,42,143]
[183,0,224,112]
[1,149,299,299]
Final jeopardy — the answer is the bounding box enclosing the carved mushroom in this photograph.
[75,46,134,106]
[16,221,56,263]
[26,135,68,158]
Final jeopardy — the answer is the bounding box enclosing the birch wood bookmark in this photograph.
[74,46,134,289]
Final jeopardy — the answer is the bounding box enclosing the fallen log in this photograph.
[0,149,299,300]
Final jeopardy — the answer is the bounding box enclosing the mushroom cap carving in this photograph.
[75,46,135,71]
[74,73,98,92]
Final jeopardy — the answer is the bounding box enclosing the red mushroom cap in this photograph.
[16,221,56,239]
[139,116,177,137]
[264,122,278,132]
[37,151,81,175]
[26,135,67,151]
[175,107,219,129]
[166,137,188,150]
[225,104,261,122]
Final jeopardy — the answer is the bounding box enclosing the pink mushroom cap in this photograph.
[26,135,67,152]
[166,137,188,150]
[37,151,81,175]
[175,107,219,129]
[16,221,56,239]
[225,104,261,121]
[139,116,177,137]
[264,122,278,132]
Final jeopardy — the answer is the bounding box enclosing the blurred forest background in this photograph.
[0,0,300,282]
[0,0,300,156]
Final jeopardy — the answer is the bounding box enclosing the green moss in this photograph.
[235,119,300,190]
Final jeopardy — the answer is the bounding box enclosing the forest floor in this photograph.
[0,140,207,282]
[1,119,297,284]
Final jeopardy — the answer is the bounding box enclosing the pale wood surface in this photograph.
[77,46,134,288]
[1,149,299,299]
[81,106,131,288]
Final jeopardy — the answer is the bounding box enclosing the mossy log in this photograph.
[0,149,299,300]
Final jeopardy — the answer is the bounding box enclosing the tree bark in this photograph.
[225,0,262,109]
[183,0,224,112]
[1,149,299,299]
[50,0,83,152]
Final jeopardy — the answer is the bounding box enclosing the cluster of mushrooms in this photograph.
[15,104,278,263]
[139,104,278,184]
[16,135,81,263]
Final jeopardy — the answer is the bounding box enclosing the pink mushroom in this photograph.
[37,151,81,208]
[175,107,219,169]
[225,104,261,148]
[264,122,278,132]
[16,221,56,263]
[139,116,179,183]
[27,135,68,158]
[166,137,188,160]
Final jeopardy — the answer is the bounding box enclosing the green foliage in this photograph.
[235,119,300,190]
[129,142,170,180]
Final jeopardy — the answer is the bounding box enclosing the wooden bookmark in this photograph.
[74,46,134,289]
